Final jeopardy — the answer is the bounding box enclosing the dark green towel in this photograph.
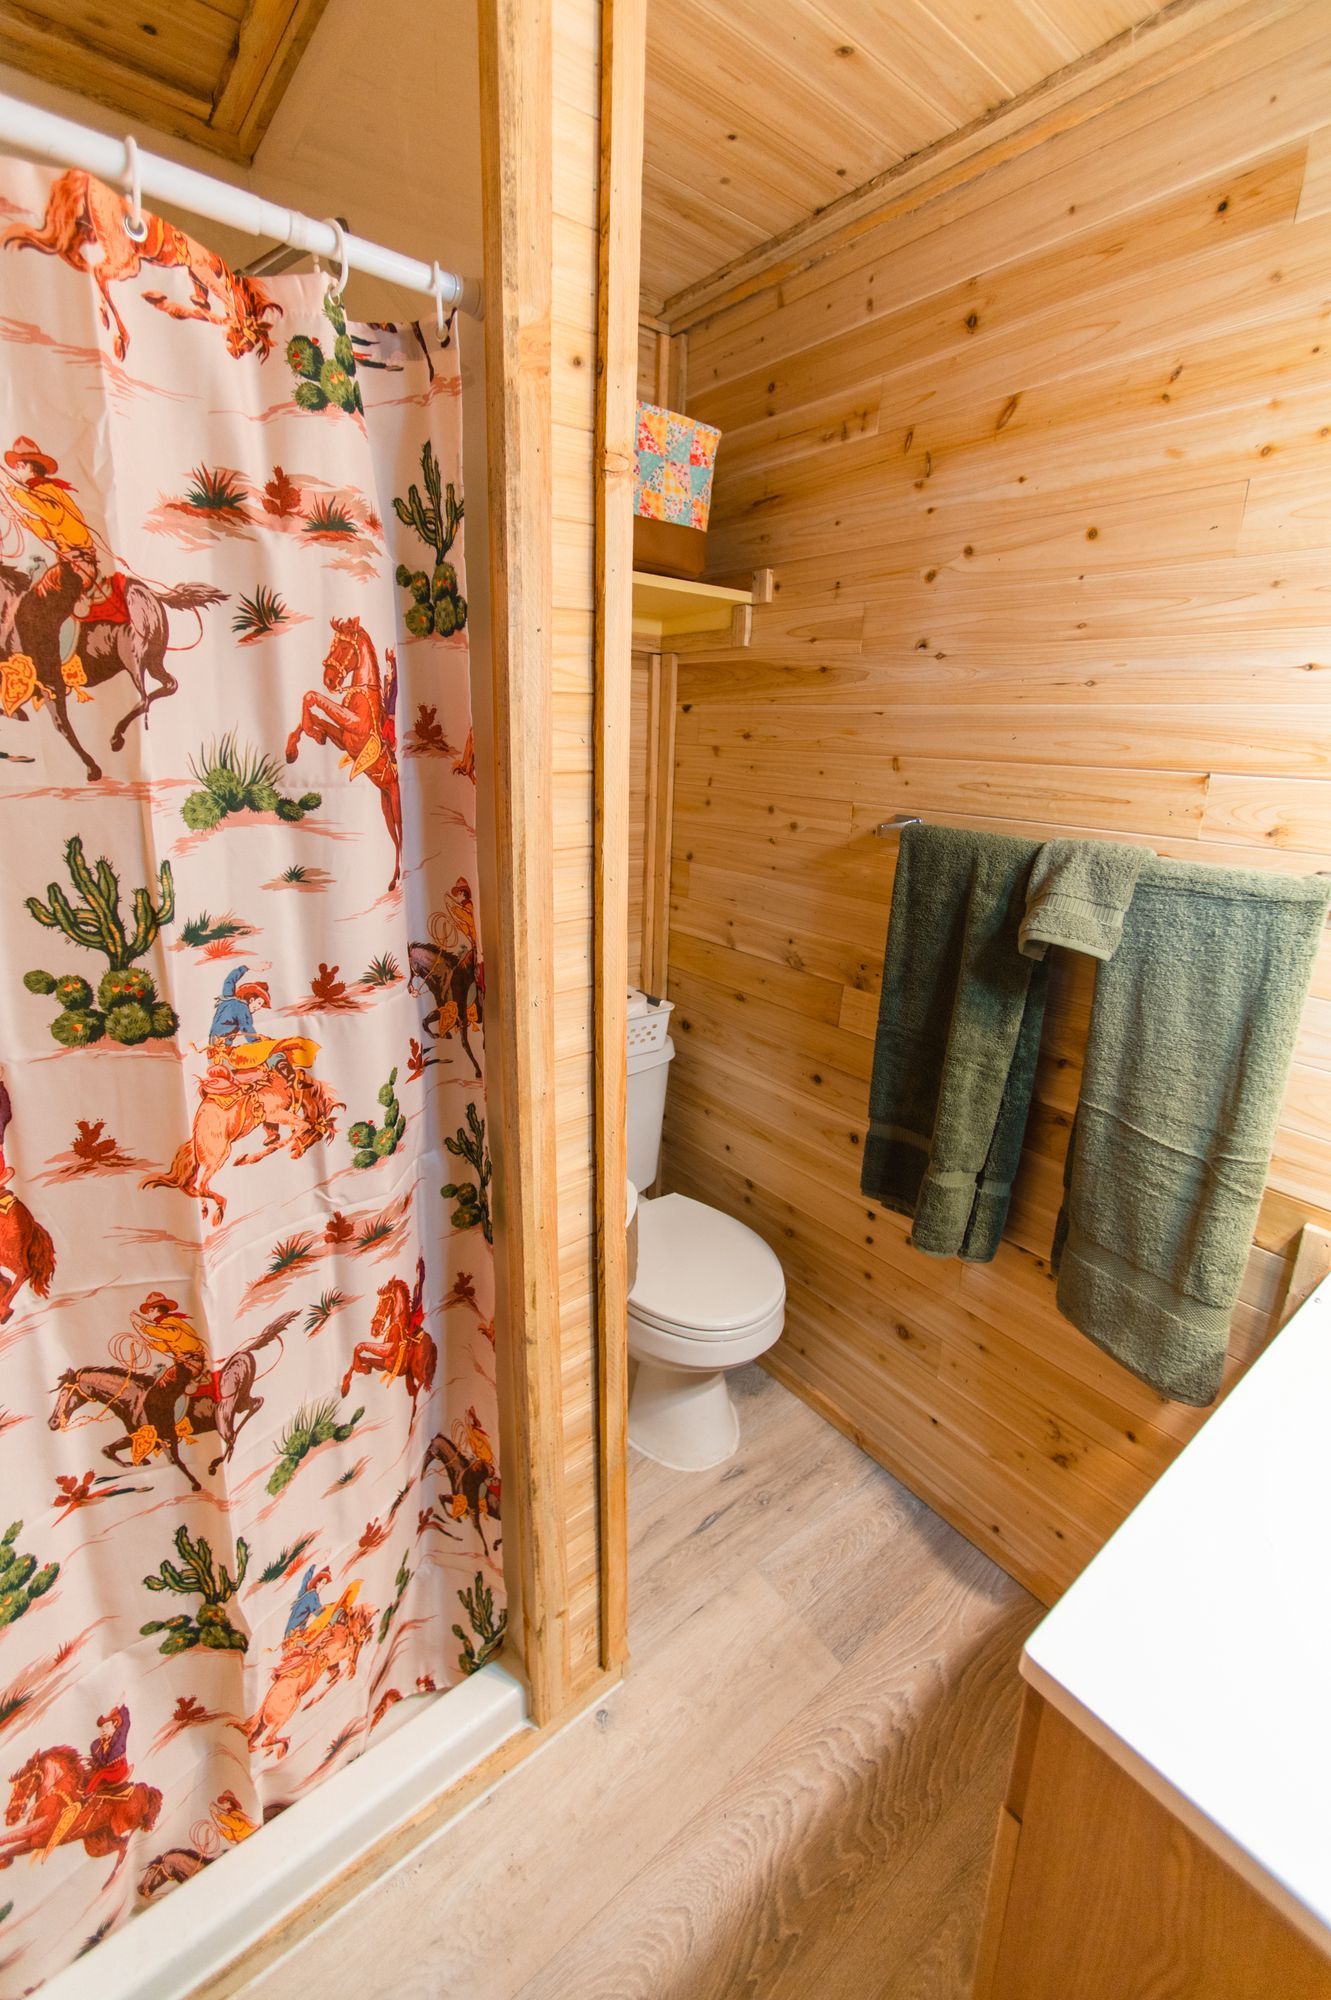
[1053,856,1331,1405]
[861,823,1048,1262]
[1019,838,1150,961]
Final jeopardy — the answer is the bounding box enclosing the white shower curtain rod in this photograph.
[0,89,483,319]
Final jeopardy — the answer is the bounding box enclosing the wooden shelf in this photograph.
[631,569,770,652]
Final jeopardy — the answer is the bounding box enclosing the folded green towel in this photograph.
[1019,838,1151,961]
[1053,856,1331,1404]
[861,823,1048,1262]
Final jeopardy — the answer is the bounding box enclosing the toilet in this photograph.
[626,990,785,1470]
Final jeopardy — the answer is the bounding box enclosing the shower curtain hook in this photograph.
[320,215,350,299]
[121,135,147,243]
[430,260,450,340]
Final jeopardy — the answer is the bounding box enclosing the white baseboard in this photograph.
[40,1665,528,2000]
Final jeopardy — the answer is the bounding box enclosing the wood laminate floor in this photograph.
[242,1366,1040,2000]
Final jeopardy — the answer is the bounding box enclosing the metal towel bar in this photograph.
[873,813,1331,909]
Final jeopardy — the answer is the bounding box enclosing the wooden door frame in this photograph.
[478,0,570,1725]
[477,0,645,1717]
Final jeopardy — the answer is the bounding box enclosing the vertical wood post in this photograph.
[477,0,570,1723]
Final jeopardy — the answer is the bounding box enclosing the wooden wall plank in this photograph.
[660,0,1331,1606]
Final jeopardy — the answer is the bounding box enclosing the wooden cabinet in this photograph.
[974,1691,1331,2000]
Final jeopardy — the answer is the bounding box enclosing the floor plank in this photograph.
[242,1367,1040,2000]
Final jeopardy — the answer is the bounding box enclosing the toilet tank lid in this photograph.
[630,1193,785,1332]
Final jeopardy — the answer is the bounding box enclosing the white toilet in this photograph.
[626,991,785,1470]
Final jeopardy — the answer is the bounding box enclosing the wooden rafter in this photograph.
[0,0,331,163]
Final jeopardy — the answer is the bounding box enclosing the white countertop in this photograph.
[1022,1279,1331,1953]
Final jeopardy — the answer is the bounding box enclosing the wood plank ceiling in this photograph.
[642,0,1169,309]
[0,0,331,161]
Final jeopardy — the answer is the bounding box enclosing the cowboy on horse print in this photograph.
[408,877,485,1078]
[0,435,98,566]
[284,1563,334,1643]
[203,969,324,1090]
[0,1704,162,1885]
[129,1291,221,1455]
[283,1574,362,1656]
[246,1580,374,1761]
[0,434,100,718]
[86,1705,133,1799]
[208,966,270,1046]
[142,974,338,1224]
[416,1406,501,1554]
[438,877,480,974]
[50,1312,294,1493]
[0,433,227,780]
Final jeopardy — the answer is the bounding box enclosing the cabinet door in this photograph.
[983,1703,1331,2000]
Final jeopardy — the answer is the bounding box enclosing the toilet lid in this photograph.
[630,1193,785,1335]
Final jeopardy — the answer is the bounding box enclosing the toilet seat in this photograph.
[628,1193,785,1353]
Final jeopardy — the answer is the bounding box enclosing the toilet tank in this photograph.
[626,990,675,1190]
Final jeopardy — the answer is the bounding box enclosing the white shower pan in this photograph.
[41,1665,526,2000]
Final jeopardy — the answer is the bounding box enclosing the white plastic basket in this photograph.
[627,987,674,1054]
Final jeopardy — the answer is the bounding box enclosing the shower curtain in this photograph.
[0,162,501,1992]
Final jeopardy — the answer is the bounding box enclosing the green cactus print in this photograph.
[23,836,178,1047]
[393,441,467,637]
[348,1066,407,1169]
[140,1525,250,1654]
[286,292,365,417]
[441,1103,492,1242]
[376,1552,412,1644]
[0,1522,59,1629]
[453,1571,506,1674]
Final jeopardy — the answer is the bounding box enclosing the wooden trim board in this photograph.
[592,0,647,1672]
[478,0,570,1724]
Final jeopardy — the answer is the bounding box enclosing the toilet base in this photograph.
[627,1355,740,1471]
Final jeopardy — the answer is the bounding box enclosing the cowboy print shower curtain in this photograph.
[0,160,501,1991]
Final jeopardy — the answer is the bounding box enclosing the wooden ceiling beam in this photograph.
[0,0,331,164]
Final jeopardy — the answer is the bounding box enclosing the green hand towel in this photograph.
[1019,838,1151,961]
[861,823,1048,1262]
[1053,857,1331,1405]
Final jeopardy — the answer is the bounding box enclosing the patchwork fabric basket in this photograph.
[634,401,721,530]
